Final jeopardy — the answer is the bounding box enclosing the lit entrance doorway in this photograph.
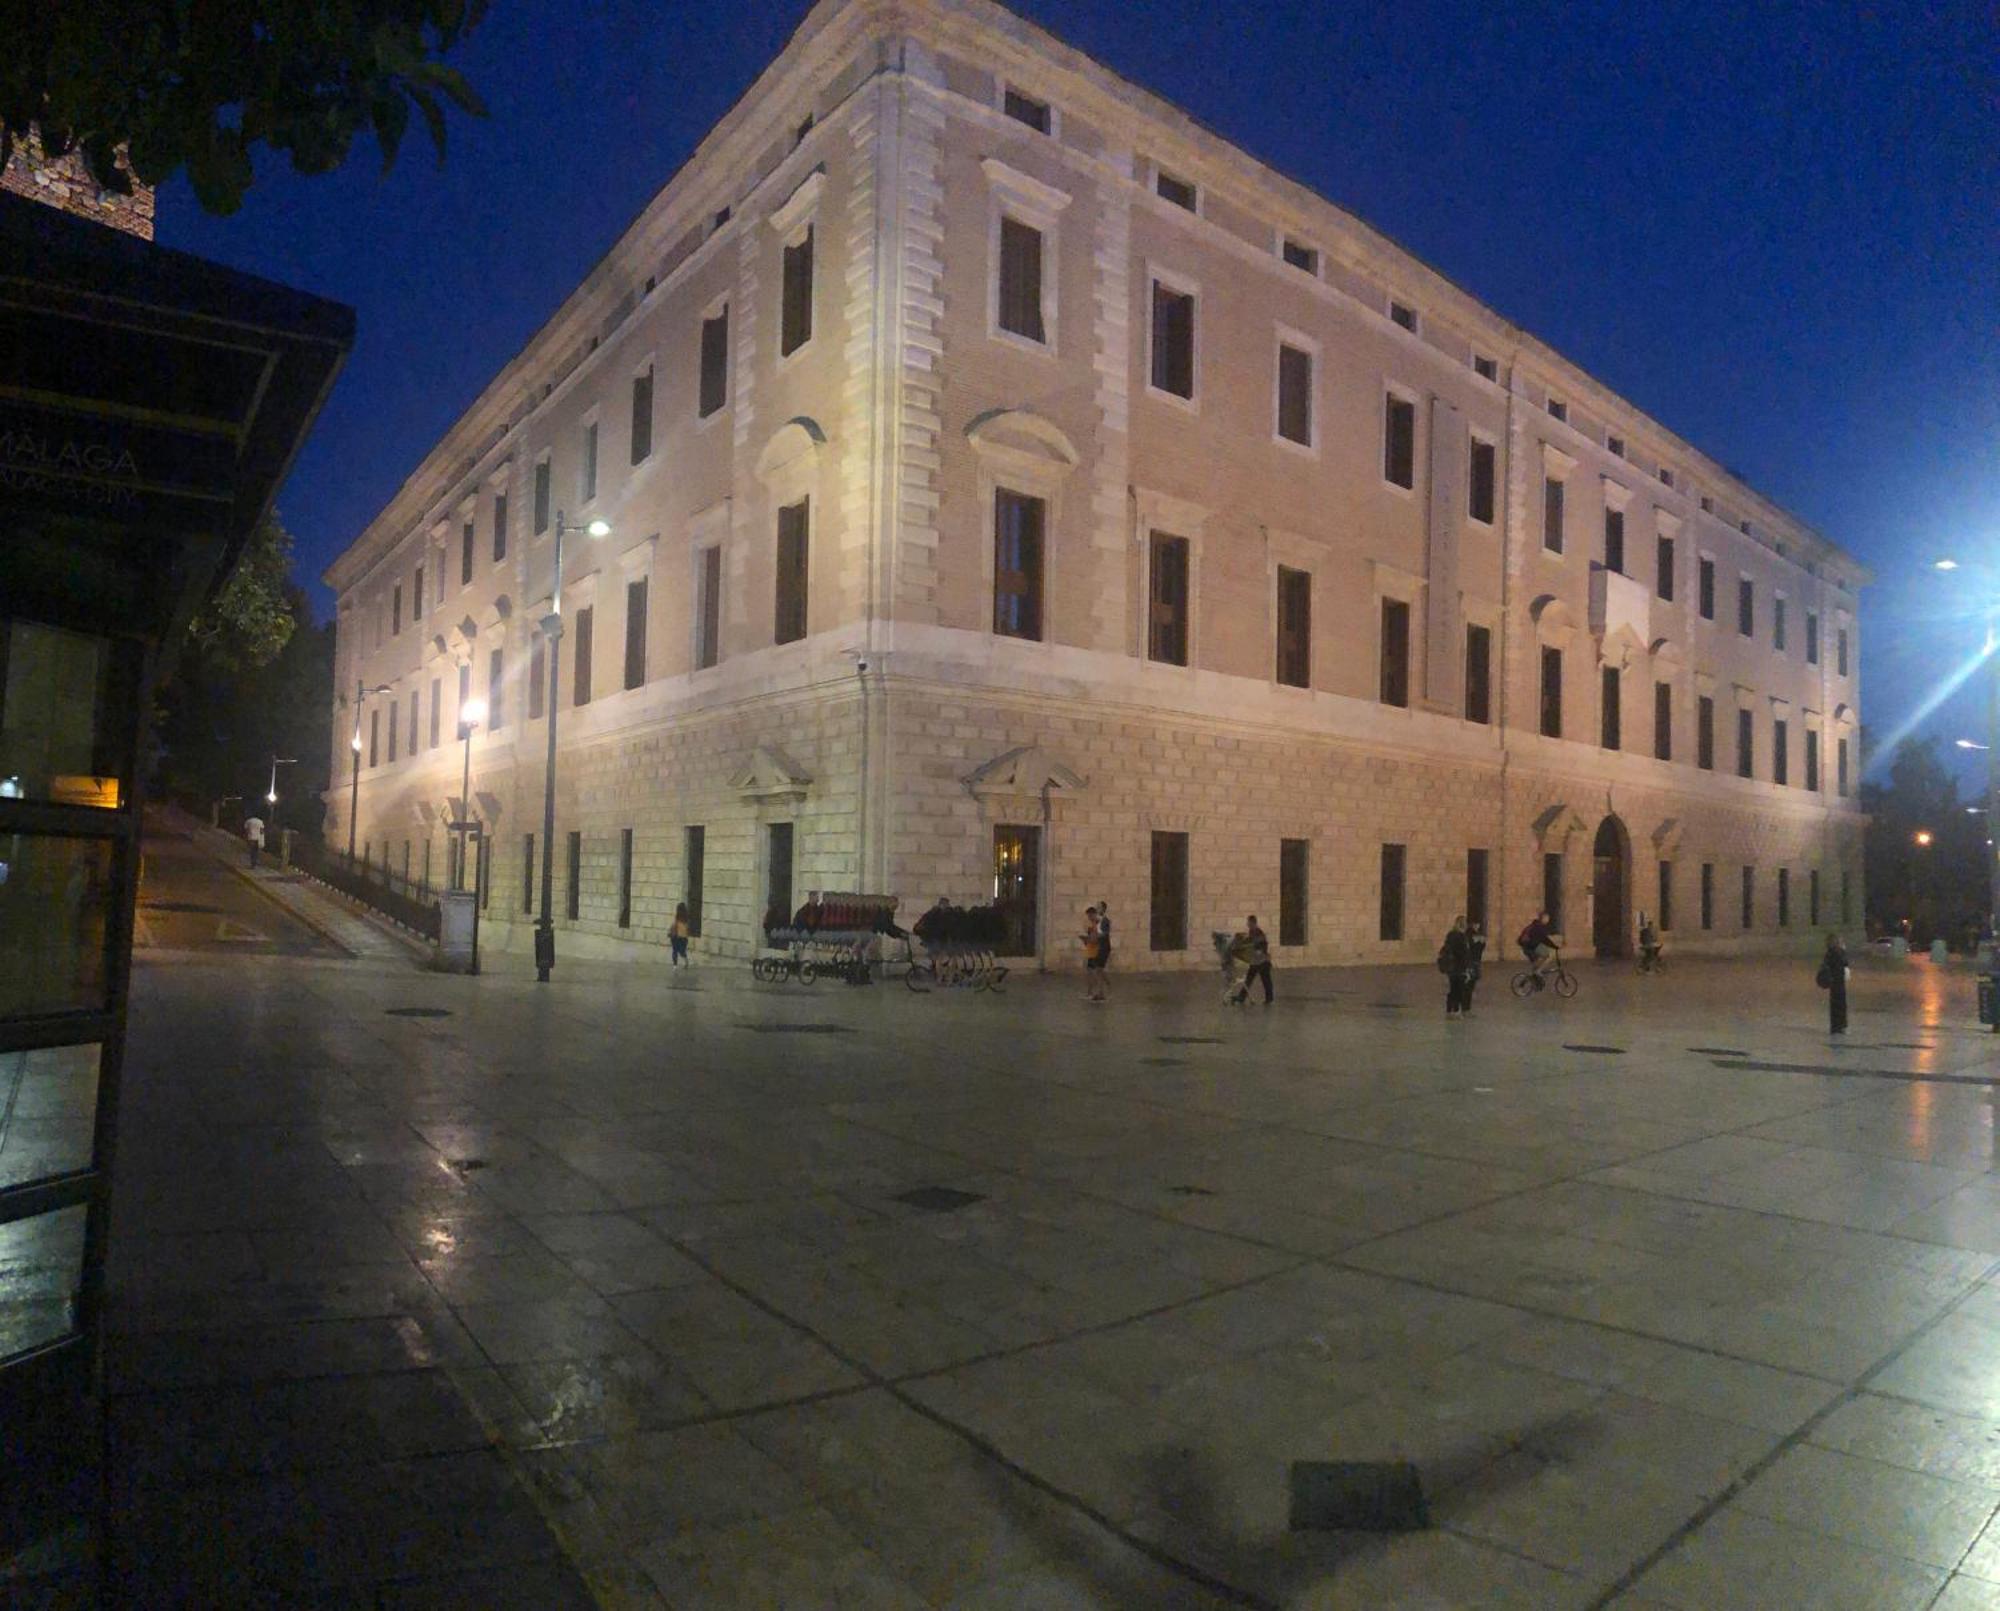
[992,825,1040,956]
[1592,815,1631,957]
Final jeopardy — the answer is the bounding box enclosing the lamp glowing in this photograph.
[586,518,611,538]
[1936,559,1960,571]
[1914,830,1934,847]
[460,698,488,728]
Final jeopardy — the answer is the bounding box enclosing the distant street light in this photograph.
[534,511,613,983]
[1915,830,1935,847]
[347,680,394,860]
[455,697,487,894]
[1958,738,1989,751]
[266,754,297,809]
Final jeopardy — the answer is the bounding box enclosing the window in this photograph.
[1468,437,1496,523]
[1837,627,1849,677]
[1740,519,1753,536]
[1281,238,1317,274]
[581,420,598,503]
[1389,300,1418,332]
[1658,861,1673,931]
[1003,86,1051,132]
[566,831,582,921]
[429,677,441,747]
[1740,865,1754,929]
[1837,737,1849,796]
[993,489,1045,641]
[522,834,535,914]
[387,699,398,761]
[996,217,1046,343]
[780,226,814,356]
[1379,843,1406,941]
[1466,849,1489,931]
[1805,727,1820,792]
[534,457,551,536]
[1155,169,1196,210]
[1698,557,1716,620]
[1777,867,1790,928]
[1601,666,1621,750]
[1276,343,1313,446]
[1383,393,1416,488]
[1543,853,1564,932]
[698,307,730,417]
[410,689,419,751]
[1276,566,1311,688]
[391,584,401,635]
[461,518,474,585]
[1150,281,1195,399]
[1379,599,1410,708]
[1604,508,1625,574]
[1547,398,1568,423]
[573,605,593,707]
[1736,707,1753,778]
[683,826,705,935]
[1773,718,1788,785]
[1543,476,1565,553]
[493,493,508,563]
[1810,868,1821,927]
[1656,536,1675,600]
[624,576,648,691]
[1473,354,1498,382]
[1148,533,1190,666]
[712,205,730,231]
[776,499,810,644]
[529,636,545,721]
[1608,434,1625,458]
[1279,839,1309,947]
[413,565,424,618]
[1774,596,1787,652]
[794,114,813,146]
[1700,862,1714,930]
[1697,695,1714,770]
[1659,467,1675,488]
[1654,681,1672,760]
[630,365,654,464]
[1149,831,1189,949]
[458,662,470,723]
[618,829,634,929]
[695,544,722,669]
[1737,577,1754,637]
[369,709,379,766]
[1806,610,1820,664]
[487,647,504,729]
[1465,624,1492,724]
[1539,646,1562,738]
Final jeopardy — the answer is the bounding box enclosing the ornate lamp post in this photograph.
[534,512,611,983]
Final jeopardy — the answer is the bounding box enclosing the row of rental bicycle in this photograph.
[753,894,1009,992]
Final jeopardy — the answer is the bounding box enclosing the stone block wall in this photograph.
[1,131,155,239]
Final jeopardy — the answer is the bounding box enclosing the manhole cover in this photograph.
[1158,1036,1223,1046]
[386,1007,453,1019]
[893,1186,985,1213]
[1289,1461,1428,1532]
[142,901,222,914]
[1562,1044,1626,1055]
[738,1023,854,1035]
[1140,1056,1188,1067]
[1167,1185,1215,1197]
[1689,1046,1748,1056]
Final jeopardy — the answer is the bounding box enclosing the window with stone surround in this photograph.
[1276,342,1313,447]
[1002,86,1051,133]
[566,831,582,921]
[1542,475,1565,554]
[1810,868,1821,926]
[1697,695,1714,769]
[1774,595,1787,652]
[1773,717,1788,785]
[1149,831,1189,950]
[1539,646,1562,738]
[630,364,653,465]
[1379,598,1410,708]
[1466,848,1489,931]
[409,689,418,752]
[368,708,378,767]
[1276,566,1311,688]
[1148,533,1190,666]
[1837,736,1849,796]
[695,544,722,669]
[1741,865,1754,929]
[1149,280,1195,400]
[1778,866,1791,927]
[1701,862,1714,930]
[624,576,648,691]
[1468,436,1496,523]
[572,605,593,708]
[1281,238,1317,275]
[522,834,535,914]
[533,456,551,536]
[1658,861,1673,930]
[996,217,1047,344]
[776,500,810,645]
[1698,556,1715,620]
[391,584,401,636]
[528,637,544,721]
[618,829,633,929]
[1279,839,1309,946]
[1805,727,1820,791]
[1736,707,1753,778]
[698,306,729,417]
[1837,626,1849,677]
[1601,666,1621,750]
[1379,843,1406,942]
[684,826,705,935]
[460,518,474,586]
[492,492,508,563]
[413,565,424,618]
[485,647,503,730]
[580,418,599,504]
[1389,300,1419,333]
[1155,169,1197,211]
[1737,576,1754,637]
[780,227,814,356]
[387,699,398,762]
[1543,852,1565,932]
[1654,681,1672,760]
[457,662,470,724]
[1806,609,1820,664]
[1604,507,1625,574]
[1656,536,1674,601]
[1465,623,1492,723]
[1473,354,1499,382]
[429,677,441,747]
[993,489,1045,641]
[1383,393,1415,489]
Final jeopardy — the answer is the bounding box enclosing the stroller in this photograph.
[1212,930,1256,1005]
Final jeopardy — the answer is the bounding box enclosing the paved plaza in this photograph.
[81,829,2000,1606]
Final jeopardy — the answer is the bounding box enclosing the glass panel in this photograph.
[0,1204,86,1360]
[0,1044,100,1189]
[0,621,127,808]
[0,835,115,1017]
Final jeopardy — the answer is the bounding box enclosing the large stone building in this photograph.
[325,0,1866,971]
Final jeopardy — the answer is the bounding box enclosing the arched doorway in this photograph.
[1592,816,1631,957]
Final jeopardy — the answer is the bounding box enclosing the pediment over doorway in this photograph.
[1531,803,1589,847]
[964,744,1085,798]
[731,743,813,800]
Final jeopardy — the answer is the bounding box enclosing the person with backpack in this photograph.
[1440,916,1474,1017]
[1817,932,1849,1034]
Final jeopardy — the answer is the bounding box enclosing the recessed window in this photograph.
[1281,238,1318,274]
[694,544,722,670]
[996,216,1047,344]
[1601,666,1621,751]
[533,457,551,535]
[1773,718,1788,786]
[1148,532,1190,666]
[572,605,593,708]
[1548,397,1568,423]
[580,419,598,503]
[1741,865,1754,930]
[1380,599,1410,708]
[683,826,705,935]
[776,499,810,644]
[1276,566,1311,688]
[1739,519,1753,536]
[1654,682,1672,761]
[1543,476,1565,553]
[1279,839,1309,946]
[644,275,656,295]
[1379,844,1406,942]
[1473,354,1498,382]
[624,576,648,691]
[1383,393,1416,488]
[413,564,425,618]
[1659,467,1675,488]
[1539,646,1563,738]
[630,364,654,465]
[1701,495,1714,513]
[1388,300,1418,333]
[1805,727,1820,792]
[391,584,401,636]
[617,828,634,929]
[1737,577,1754,637]
[780,226,814,356]
[1806,610,1820,664]
[1736,707,1754,778]
[1467,848,1490,931]
[1604,507,1625,574]
[566,831,582,922]
[1837,627,1849,677]
[1774,596,1787,652]
[698,306,729,418]
[1607,434,1625,458]
[1002,87,1051,132]
[487,647,504,729]
[492,494,508,563]
[1468,437,1496,524]
[794,115,814,147]
[1150,280,1196,399]
[1700,862,1714,929]
[1155,169,1197,210]
[1658,861,1673,930]
[528,638,544,721]
[1698,556,1716,620]
[713,205,731,231]
[1655,536,1674,600]
[387,698,398,761]
[992,489,1045,641]
[461,517,474,585]
[1276,343,1313,446]
[1697,695,1715,770]
[1150,831,1189,950]
[430,677,441,746]
[1838,736,1849,795]
[1465,623,1492,724]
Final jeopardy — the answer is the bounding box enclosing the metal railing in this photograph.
[286,836,442,942]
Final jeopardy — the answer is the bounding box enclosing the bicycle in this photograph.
[1510,953,1578,998]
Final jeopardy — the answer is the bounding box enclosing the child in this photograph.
[670,902,692,966]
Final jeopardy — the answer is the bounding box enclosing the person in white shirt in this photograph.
[244,815,265,869]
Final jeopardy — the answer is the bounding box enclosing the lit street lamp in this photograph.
[1958,738,1989,751]
[347,680,394,860]
[534,511,612,983]
[1914,829,1934,847]
[455,698,486,893]
[1932,559,2000,954]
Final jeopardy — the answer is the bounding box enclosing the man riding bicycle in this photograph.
[1517,911,1559,981]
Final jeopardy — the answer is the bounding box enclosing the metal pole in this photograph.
[535,517,568,982]
[347,678,364,861]
[458,722,474,892]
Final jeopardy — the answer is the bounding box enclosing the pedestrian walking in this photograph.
[1241,915,1273,1005]
[1080,906,1109,1002]
[1817,932,1849,1035]
[670,902,692,967]
[1464,922,1487,1014]
[243,814,265,869]
[1440,916,1473,1017]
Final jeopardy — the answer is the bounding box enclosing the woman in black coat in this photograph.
[1819,933,1849,1034]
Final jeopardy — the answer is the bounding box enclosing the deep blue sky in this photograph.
[156,0,1997,777]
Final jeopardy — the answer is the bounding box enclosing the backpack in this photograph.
[1815,961,1832,990]
[1436,945,1453,975]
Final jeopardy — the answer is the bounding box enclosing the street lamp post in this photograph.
[347,680,393,861]
[535,511,611,983]
[455,699,486,892]
[266,754,297,816]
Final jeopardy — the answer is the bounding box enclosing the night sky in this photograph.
[154,0,1997,777]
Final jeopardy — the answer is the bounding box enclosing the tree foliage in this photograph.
[1860,736,1990,949]
[0,0,487,214]
[187,511,299,673]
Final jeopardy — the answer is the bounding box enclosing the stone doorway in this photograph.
[992,825,1040,957]
[1592,815,1631,958]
